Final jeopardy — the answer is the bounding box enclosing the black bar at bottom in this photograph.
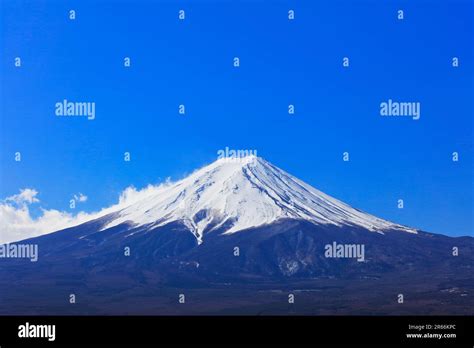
[0,316,472,346]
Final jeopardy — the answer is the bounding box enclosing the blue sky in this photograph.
[1,0,473,237]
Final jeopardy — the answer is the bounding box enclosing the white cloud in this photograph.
[6,188,40,205]
[117,183,169,205]
[0,184,169,244]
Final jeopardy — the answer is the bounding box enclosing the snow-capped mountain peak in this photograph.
[103,156,417,242]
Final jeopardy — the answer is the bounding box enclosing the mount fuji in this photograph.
[0,156,472,315]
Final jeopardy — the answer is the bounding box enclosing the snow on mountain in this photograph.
[102,155,417,242]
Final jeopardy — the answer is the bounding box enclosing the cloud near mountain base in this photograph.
[0,185,166,244]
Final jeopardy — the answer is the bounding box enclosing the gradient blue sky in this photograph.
[1,0,473,236]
